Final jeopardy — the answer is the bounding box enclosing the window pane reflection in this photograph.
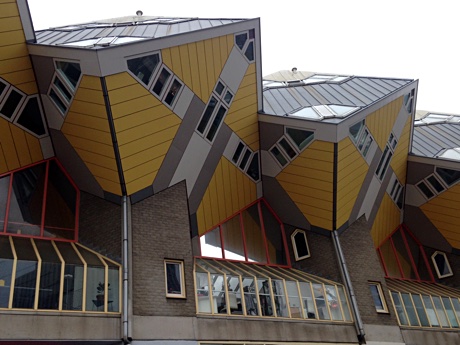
[13,239,38,309]
[36,240,61,310]
[0,237,13,308]
[243,205,265,263]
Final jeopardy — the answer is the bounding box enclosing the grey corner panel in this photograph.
[188,124,233,214]
[404,206,452,252]
[259,121,284,150]
[152,95,205,193]
[30,55,55,94]
[49,129,104,198]
[406,161,435,185]
[262,175,310,230]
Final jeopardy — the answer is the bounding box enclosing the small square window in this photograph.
[165,259,186,298]
[369,282,389,313]
[431,251,453,279]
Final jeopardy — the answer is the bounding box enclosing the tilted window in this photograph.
[369,282,389,313]
[127,53,160,87]
[291,229,310,261]
[431,251,453,279]
[165,259,186,298]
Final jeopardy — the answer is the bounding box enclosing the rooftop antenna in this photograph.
[136,10,143,16]
[292,67,297,73]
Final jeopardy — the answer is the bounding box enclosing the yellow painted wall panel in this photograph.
[0,143,7,174]
[219,35,228,66]
[0,16,22,33]
[0,43,28,60]
[14,81,37,95]
[1,69,35,86]
[96,178,121,196]
[161,48,172,72]
[9,124,31,167]
[118,122,179,158]
[0,56,31,74]
[0,29,24,46]
[110,94,161,119]
[179,44,192,88]
[113,105,170,132]
[0,119,20,171]
[124,154,163,183]
[371,194,401,247]
[204,39,216,95]
[391,116,411,183]
[70,100,107,118]
[215,163,226,222]
[85,162,119,182]
[244,133,260,152]
[126,171,157,195]
[121,140,172,171]
[277,172,332,193]
[211,37,221,78]
[284,189,332,210]
[366,97,403,150]
[62,123,112,144]
[187,43,202,99]
[65,112,111,132]
[105,72,138,91]
[170,46,182,77]
[116,114,180,146]
[74,149,117,171]
[107,83,150,106]
[195,40,209,100]
[0,2,18,18]
[226,104,258,128]
[63,134,114,157]
[285,159,334,175]
[74,87,105,105]
[79,76,102,90]
[25,132,43,162]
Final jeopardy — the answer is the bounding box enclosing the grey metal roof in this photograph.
[412,122,460,158]
[34,16,246,48]
[262,75,413,122]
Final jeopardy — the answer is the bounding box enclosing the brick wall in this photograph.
[424,247,460,289]
[339,216,398,326]
[78,191,122,262]
[131,181,195,316]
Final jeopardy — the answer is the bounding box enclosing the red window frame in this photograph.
[0,158,79,242]
[197,198,291,268]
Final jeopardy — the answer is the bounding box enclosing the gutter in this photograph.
[332,230,366,344]
[122,195,132,344]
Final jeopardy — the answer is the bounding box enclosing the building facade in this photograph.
[0,1,459,344]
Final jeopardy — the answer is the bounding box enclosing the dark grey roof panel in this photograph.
[274,88,302,111]
[379,78,403,88]
[327,84,366,106]
[355,78,386,98]
[412,123,460,157]
[368,78,394,92]
[263,89,287,115]
[311,84,345,105]
[294,87,322,106]
[361,78,391,95]
[346,79,379,102]
[339,82,373,104]
[315,84,355,105]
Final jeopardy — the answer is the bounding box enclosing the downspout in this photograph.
[101,77,131,344]
[332,230,366,343]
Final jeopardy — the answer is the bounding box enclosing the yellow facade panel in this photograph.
[0,16,22,33]
[421,201,460,218]
[61,123,112,145]
[195,40,209,101]
[121,139,172,171]
[110,94,161,119]
[211,37,221,78]
[125,171,157,195]
[79,76,102,90]
[63,134,114,157]
[74,149,117,171]
[0,2,18,18]
[123,155,163,183]
[96,177,122,196]
[214,163,227,222]
[0,43,28,61]
[219,35,229,66]
[371,194,401,247]
[118,122,179,158]
[0,30,24,47]
[105,72,138,91]
[14,81,36,95]
[0,56,32,74]
[244,133,260,152]
[366,97,403,150]
[187,43,202,99]
[74,87,105,105]
[0,119,20,171]
[85,162,119,183]
[116,114,180,146]
[226,104,257,127]
[9,124,31,167]
[113,105,171,133]
[107,83,151,106]
[297,205,332,230]
[286,158,334,175]
[0,143,7,175]
[179,44,192,88]
[170,46,182,77]
[208,172,220,226]
[277,173,333,193]
[280,188,332,210]
[70,100,107,118]
[161,48,172,71]
[1,69,35,87]
[25,132,43,163]
[390,116,411,183]
[65,112,111,132]
[204,39,216,97]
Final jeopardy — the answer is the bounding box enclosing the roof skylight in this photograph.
[289,104,359,121]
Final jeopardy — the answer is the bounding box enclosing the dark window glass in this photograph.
[16,97,46,136]
[164,79,182,106]
[433,252,451,276]
[375,147,389,178]
[349,121,364,142]
[270,146,288,166]
[127,54,160,86]
[36,240,61,310]
[205,105,226,141]
[55,242,83,311]
[427,175,444,193]
[7,163,47,236]
[286,128,314,150]
[0,175,10,230]
[152,68,171,96]
[49,88,67,114]
[362,137,373,156]
[279,138,296,159]
[401,293,419,326]
[379,151,392,180]
[223,91,233,104]
[53,77,72,103]
[55,61,81,89]
[392,292,409,325]
[244,41,254,61]
[44,160,77,236]
[246,152,260,181]
[0,236,14,308]
[239,149,251,170]
[166,262,182,295]
[197,96,217,134]
[436,167,460,186]
[396,187,404,209]
[1,89,23,119]
[417,181,434,199]
[293,231,309,258]
[235,33,247,50]
[249,29,255,39]
[412,294,430,326]
[0,80,7,95]
[214,81,224,95]
[232,142,245,164]
[12,238,38,309]
[369,284,384,311]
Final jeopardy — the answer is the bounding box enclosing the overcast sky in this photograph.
[27,0,459,114]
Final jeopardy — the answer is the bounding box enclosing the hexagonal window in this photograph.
[431,251,453,279]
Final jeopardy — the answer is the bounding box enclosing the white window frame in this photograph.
[291,229,310,261]
[375,132,397,181]
[369,281,389,313]
[0,86,26,122]
[0,78,10,101]
[285,126,314,152]
[13,95,48,138]
[162,76,184,109]
[235,29,255,63]
[151,64,174,99]
[126,52,162,89]
[431,251,453,279]
[164,259,186,299]
[54,58,83,92]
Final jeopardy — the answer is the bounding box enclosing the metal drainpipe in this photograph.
[122,195,131,344]
[332,230,366,343]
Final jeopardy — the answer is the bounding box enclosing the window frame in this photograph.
[126,52,161,89]
[0,86,26,121]
[54,59,83,92]
[164,259,186,299]
[13,95,48,138]
[369,281,389,313]
[291,229,310,261]
[431,251,453,279]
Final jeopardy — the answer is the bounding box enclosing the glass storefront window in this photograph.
[0,237,13,308]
